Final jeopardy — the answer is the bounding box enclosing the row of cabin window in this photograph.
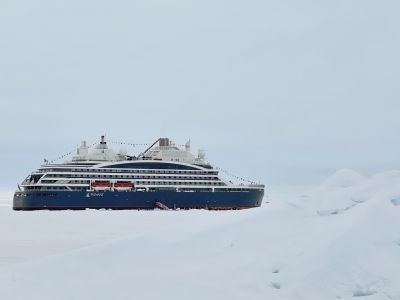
[30,186,250,192]
[17,192,57,196]
[178,188,213,192]
[41,180,89,184]
[43,187,84,191]
[136,181,225,186]
[46,174,219,180]
[38,179,224,186]
[40,179,222,186]
[214,188,251,192]
[41,168,217,175]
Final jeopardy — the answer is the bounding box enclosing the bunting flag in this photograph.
[49,150,73,164]
[110,141,150,147]
[110,141,186,148]
[48,141,97,164]
[215,166,258,185]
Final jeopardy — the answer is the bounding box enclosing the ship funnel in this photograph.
[77,140,89,156]
[96,135,108,149]
[159,138,170,147]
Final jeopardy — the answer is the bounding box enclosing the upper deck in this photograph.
[19,136,264,193]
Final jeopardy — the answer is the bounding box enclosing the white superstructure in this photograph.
[20,136,263,193]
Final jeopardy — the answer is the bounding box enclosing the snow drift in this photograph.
[0,170,400,300]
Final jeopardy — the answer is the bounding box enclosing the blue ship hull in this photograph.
[13,190,264,210]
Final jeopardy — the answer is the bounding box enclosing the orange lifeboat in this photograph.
[91,181,112,191]
[113,181,133,191]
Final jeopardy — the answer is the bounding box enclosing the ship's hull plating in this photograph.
[13,190,264,210]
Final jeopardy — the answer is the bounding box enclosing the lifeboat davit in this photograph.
[113,181,134,191]
[91,180,112,191]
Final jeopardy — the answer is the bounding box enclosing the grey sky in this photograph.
[1,0,399,187]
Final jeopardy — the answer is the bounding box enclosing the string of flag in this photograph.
[110,141,150,147]
[45,141,154,164]
[214,166,258,185]
[46,142,97,164]
[110,141,186,148]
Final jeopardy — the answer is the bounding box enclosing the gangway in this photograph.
[155,201,170,210]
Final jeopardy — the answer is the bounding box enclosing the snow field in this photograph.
[1,170,400,299]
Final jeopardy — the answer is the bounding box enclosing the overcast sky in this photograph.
[1,0,399,187]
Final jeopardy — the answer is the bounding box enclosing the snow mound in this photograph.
[299,169,400,216]
[320,169,366,188]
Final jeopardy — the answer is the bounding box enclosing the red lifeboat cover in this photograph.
[91,181,112,187]
[114,181,133,188]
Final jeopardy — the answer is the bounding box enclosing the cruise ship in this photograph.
[13,136,265,210]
